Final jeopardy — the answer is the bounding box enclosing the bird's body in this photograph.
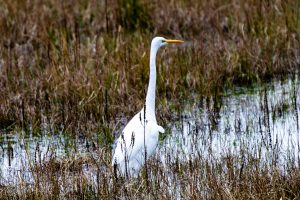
[112,107,164,176]
[112,37,183,177]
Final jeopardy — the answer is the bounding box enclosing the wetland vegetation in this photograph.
[0,0,300,199]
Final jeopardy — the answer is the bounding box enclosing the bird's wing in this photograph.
[157,125,165,133]
[112,110,164,166]
[112,111,146,165]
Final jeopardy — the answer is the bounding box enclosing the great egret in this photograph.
[112,36,184,177]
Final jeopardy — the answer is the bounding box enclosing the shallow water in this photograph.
[160,77,300,171]
[0,76,299,185]
[0,132,90,185]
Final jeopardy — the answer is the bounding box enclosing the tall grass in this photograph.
[0,0,299,134]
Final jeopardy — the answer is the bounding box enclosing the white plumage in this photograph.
[112,36,184,177]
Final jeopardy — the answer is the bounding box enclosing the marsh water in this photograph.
[1,76,299,185]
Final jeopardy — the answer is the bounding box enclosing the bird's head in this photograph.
[151,36,184,49]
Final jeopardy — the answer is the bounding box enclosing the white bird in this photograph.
[112,36,184,177]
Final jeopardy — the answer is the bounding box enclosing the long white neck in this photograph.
[145,45,159,118]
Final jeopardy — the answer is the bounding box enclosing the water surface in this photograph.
[0,76,299,185]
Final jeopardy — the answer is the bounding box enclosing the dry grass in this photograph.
[0,0,299,133]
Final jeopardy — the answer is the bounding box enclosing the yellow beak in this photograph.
[164,39,184,43]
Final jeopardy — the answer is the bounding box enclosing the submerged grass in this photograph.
[0,0,300,199]
[1,136,300,199]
